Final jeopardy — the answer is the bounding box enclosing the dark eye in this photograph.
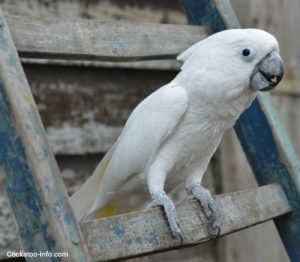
[240,46,256,61]
[242,48,250,56]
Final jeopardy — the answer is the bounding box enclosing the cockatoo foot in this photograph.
[187,185,221,236]
[147,190,183,244]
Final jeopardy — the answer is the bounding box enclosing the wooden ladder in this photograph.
[0,0,299,261]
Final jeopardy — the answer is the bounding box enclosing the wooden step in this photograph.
[80,183,291,261]
[6,15,210,61]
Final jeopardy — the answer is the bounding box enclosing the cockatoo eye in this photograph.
[240,46,256,61]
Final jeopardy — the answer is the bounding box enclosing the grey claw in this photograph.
[215,224,221,237]
[149,191,184,244]
[212,219,221,236]
[178,231,184,245]
[187,185,221,237]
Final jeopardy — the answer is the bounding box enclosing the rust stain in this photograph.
[24,93,32,104]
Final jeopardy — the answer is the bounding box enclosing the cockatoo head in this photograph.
[177,28,284,93]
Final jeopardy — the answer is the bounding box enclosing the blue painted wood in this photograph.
[235,95,300,261]
[81,184,291,261]
[181,0,300,261]
[0,85,56,254]
[181,0,227,31]
[0,9,89,261]
[181,0,239,31]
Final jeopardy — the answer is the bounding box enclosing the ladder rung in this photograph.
[80,183,291,261]
[6,15,210,62]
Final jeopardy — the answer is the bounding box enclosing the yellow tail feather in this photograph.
[96,205,117,218]
[70,143,116,221]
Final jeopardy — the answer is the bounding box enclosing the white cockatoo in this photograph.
[70,28,284,242]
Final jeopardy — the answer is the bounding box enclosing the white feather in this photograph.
[86,83,189,216]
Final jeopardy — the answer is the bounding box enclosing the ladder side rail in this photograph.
[0,9,89,261]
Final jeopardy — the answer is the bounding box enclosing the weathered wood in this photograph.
[235,95,300,262]
[5,15,210,61]
[23,63,176,154]
[0,0,188,25]
[0,9,90,261]
[23,64,300,156]
[218,131,290,262]
[181,0,239,32]
[80,184,291,261]
[272,80,300,96]
[2,0,299,82]
[181,0,300,261]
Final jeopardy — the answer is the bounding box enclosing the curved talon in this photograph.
[177,231,184,245]
[187,185,221,236]
[148,190,184,244]
[212,220,221,237]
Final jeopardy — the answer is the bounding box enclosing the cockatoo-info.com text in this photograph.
[70,28,284,243]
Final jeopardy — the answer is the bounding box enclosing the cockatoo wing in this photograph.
[103,84,189,186]
[71,83,189,221]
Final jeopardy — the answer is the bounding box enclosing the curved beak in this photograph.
[250,51,284,92]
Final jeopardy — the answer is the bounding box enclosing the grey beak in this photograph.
[250,51,284,92]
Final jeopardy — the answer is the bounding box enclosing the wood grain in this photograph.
[5,15,210,61]
[0,9,89,261]
[80,183,291,261]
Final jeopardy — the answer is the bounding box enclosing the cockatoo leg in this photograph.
[147,190,183,244]
[187,185,221,236]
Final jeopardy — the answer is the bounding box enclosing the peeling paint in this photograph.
[113,224,125,239]
[143,232,159,245]
[135,236,142,244]
[0,12,88,260]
